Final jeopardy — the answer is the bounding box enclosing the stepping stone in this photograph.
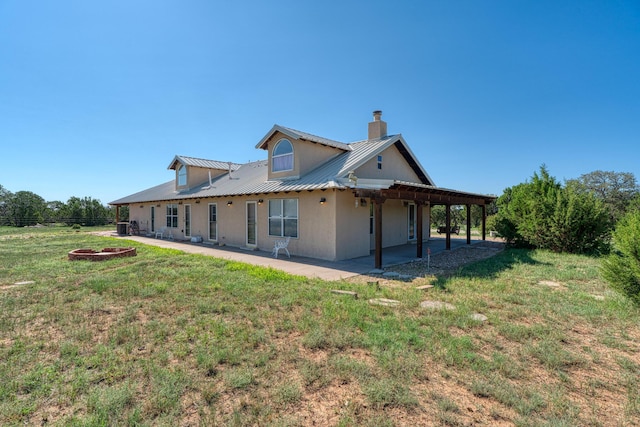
[420,300,456,311]
[368,269,384,275]
[416,285,434,290]
[470,313,488,322]
[398,274,413,280]
[14,281,35,285]
[590,294,605,301]
[369,298,400,307]
[331,290,358,299]
[382,271,400,278]
[538,280,561,288]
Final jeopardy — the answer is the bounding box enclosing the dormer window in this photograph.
[272,139,293,172]
[177,164,187,186]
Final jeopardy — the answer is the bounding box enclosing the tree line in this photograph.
[0,184,119,227]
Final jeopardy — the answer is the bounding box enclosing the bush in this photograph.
[601,209,640,304]
[495,166,610,254]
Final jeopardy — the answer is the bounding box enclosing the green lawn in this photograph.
[1,226,638,426]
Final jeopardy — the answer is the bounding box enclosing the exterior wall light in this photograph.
[258,199,264,204]
[320,197,327,205]
[195,199,200,204]
[227,201,233,206]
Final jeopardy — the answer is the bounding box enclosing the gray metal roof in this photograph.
[109,127,484,206]
[112,134,431,205]
[168,155,241,171]
[256,125,351,151]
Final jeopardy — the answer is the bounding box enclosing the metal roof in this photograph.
[109,126,490,206]
[256,125,351,151]
[167,155,241,171]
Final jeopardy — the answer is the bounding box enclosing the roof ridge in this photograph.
[177,154,241,165]
[279,125,351,150]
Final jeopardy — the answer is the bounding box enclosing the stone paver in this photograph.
[538,280,562,288]
[420,300,456,310]
[470,313,488,322]
[369,298,400,307]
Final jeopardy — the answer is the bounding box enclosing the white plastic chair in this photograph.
[155,227,173,240]
[155,228,165,239]
[272,236,291,258]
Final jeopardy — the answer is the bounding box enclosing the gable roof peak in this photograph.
[256,125,351,151]
[168,155,241,171]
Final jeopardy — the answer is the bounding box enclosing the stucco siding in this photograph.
[354,144,422,183]
[334,191,370,260]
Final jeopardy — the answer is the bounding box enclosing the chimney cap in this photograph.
[373,110,382,119]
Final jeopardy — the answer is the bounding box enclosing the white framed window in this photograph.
[177,164,187,186]
[208,203,217,241]
[166,204,178,228]
[269,198,298,237]
[272,139,293,172]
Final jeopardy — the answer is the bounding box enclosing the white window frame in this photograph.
[208,203,217,241]
[272,139,294,172]
[177,164,187,186]
[166,204,178,228]
[268,198,298,238]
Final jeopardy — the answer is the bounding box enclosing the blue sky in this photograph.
[1,1,639,205]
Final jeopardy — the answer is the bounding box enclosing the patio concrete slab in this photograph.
[107,233,487,281]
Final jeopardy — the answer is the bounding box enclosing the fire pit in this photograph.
[68,247,137,261]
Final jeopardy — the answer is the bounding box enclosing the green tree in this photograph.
[601,208,640,305]
[44,200,66,224]
[0,185,13,226]
[8,191,47,227]
[431,205,464,228]
[495,166,610,254]
[567,170,638,224]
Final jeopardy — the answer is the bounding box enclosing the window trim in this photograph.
[177,164,187,186]
[268,198,298,238]
[272,139,294,172]
[166,203,178,228]
[208,203,217,241]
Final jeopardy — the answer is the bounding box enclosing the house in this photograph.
[109,111,495,268]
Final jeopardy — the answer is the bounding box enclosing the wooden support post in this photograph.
[416,202,423,258]
[466,204,471,245]
[374,198,383,269]
[445,204,451,250]
[481,204,487,241]
[116,205,120,223]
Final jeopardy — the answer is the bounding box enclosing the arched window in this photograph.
[177,164,187,186]
[272,139,293,172]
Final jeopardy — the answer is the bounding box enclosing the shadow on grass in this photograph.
[433,248,546,290]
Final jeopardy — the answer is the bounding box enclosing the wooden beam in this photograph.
[466,204,471,245]
[445,204,451,250]
[374,198,383,269]
[416,202,423,258]
[482,204,487,241]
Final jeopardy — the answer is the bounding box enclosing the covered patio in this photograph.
[354,182,496,269]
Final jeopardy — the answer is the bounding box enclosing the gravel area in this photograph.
[346,240,505,286]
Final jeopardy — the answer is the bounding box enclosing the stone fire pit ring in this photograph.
[68,247,137,261]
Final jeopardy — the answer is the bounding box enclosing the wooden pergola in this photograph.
[354,183,496,269]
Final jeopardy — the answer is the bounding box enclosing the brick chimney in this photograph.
[368,110,387,140]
